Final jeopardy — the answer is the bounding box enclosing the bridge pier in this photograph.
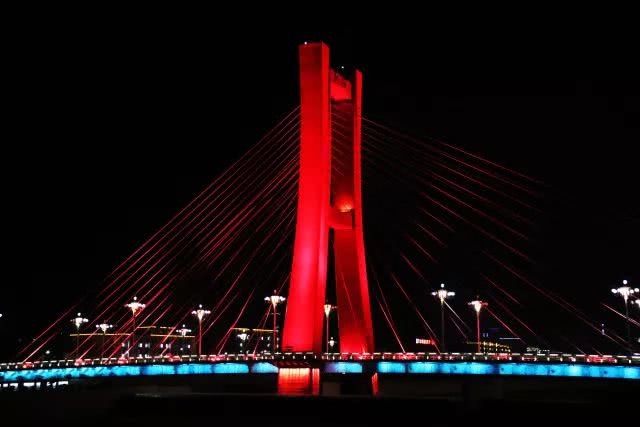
[277,367,375,396]
[277,368,320,395]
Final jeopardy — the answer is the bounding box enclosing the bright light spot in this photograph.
[623,280,628,285]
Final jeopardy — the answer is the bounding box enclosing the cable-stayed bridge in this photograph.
[2,43,638,399]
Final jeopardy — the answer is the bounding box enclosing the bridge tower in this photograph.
[282,42,374,353]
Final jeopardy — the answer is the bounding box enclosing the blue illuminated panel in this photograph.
[377,362,407,374]
[251,363,279,374]
[143,364,176,376]
[401,362,640,380]
[0,362,251,383]
[496,363,640,380]
[325,362,363,374]
[409,362,496,375]
[175,363,249,375]
[212,363,249,374]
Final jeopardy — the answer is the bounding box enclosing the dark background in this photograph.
[2,22,638,359]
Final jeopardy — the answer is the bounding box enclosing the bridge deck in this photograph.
[2,352,639,384]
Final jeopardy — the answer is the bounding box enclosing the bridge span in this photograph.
[2,352,638,391]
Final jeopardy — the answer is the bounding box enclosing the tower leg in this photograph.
[282,43,331,353]
[332,72,374,353]
[283,43,374,354]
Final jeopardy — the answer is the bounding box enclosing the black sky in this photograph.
[3,22,639,358]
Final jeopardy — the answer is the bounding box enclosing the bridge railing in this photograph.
[2,352,638,371]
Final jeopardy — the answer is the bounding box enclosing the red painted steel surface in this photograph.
[283,42,373,353]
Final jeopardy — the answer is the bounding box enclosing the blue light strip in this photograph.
[400,362,640,379]
[1,361,638,383]
[0,362,257,382]
[325,362,363,373]
[251,362,279,374]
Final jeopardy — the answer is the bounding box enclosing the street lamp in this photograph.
[237,332,249,353]
[468,298,488,353]
[96,323,113,360]
[174,324,192,355]
[71,313,88,357]
[611,280,639,354]
[125,297,145,357]
[176,324,191,337]
[265,291,286,353]
[431,283,455,352]
[191,304,211,357]
[324,303,336,353]
[329,337,336,351]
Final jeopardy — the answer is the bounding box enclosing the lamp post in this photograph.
[125,297,145,357]
[175,324,192,355]
[431,283,455,352]
[176,324,191,337]
[237,332,249,353]
[324,303,336,353]
[611,280,639,354]
[191,304,211,357]
[265,291,286,353]
[71,313,88,357]
[468,298,488,353]
[96,323,112,360]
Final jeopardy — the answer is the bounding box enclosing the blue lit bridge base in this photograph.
[2,361,638,391]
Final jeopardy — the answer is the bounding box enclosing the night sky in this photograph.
[3,24,638,359]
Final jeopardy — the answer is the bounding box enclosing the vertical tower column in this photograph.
[283,42,374,354]
[282,43,332,353]
[332,71,374,353]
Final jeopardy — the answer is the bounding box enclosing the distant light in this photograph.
[125,297,146,315]
[469,300,488,314]
[623,280,628,285]
[324,303,335,317]
[304,41,308,45]
[265,293,286,307]
[432,284,455,302]
[612,286,637,301]
[72,314,89,329]
[341,65,345,69]
[192,305,211,321]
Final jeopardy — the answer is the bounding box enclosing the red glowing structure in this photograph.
[277,368,320,396]
[282,42,374,353]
